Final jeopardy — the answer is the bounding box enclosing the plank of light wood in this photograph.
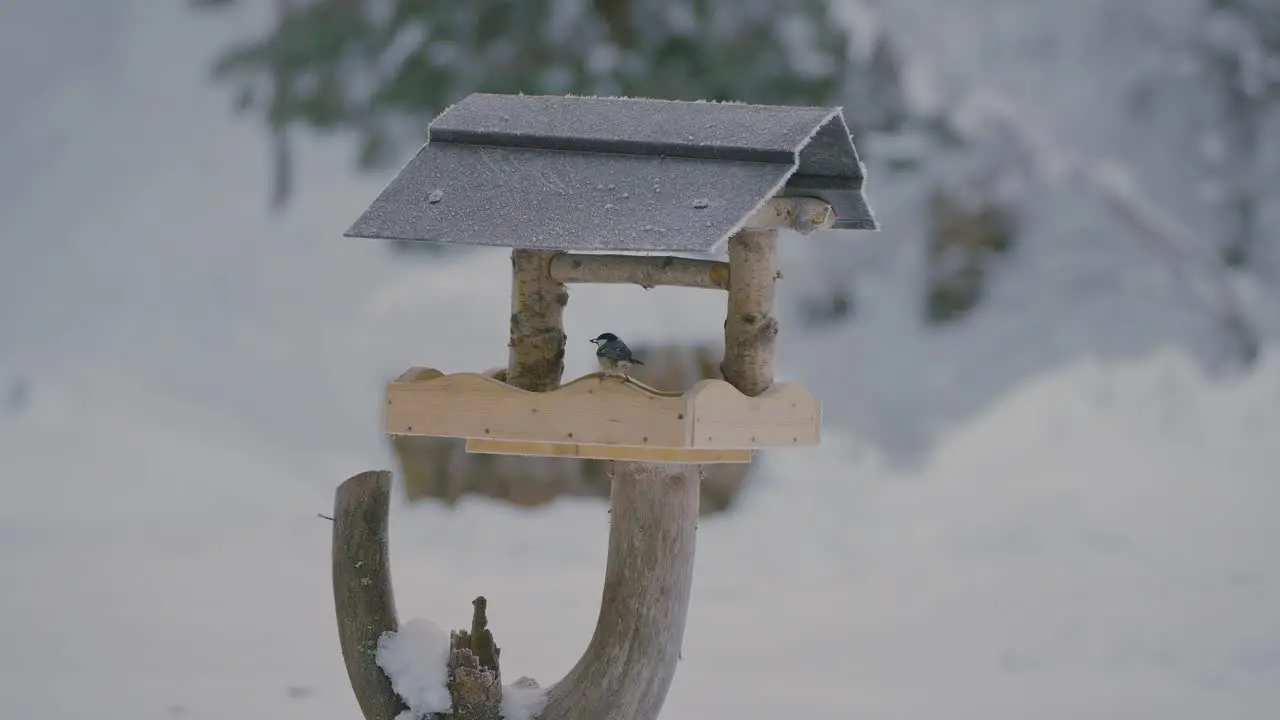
[687,381,820,448]
[387,368,822,451]
[465,438,753,464]
[542,462,700,720]
[332,470,407,720]
[385,371,688,447]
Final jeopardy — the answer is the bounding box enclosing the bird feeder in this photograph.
[333,93,876,720]
[346,92,877,464]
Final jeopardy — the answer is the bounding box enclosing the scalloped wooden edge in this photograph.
[384,367,820,453]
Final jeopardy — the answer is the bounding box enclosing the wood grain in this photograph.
[541,462,701,720]
[332,470,407,720]
[386,371,688,448]
[721,228,779,397]
[465,438,753,463]
[384,369,820,451]
[508,249,568,392]
[689,381,820,448]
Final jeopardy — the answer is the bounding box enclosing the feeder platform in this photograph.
[385,367,821,464]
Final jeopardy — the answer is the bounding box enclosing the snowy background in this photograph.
[1,1,1278,718]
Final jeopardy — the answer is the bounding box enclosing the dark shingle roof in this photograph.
[345,93,876,253]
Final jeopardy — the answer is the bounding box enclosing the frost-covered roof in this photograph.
[344,93,877,253]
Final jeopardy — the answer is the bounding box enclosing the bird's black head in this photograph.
[590,332,618,345]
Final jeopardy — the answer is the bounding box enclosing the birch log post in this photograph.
[721,228,780,397]
[549,253,730,290]
[719,198,833,396]
[507,249,568,392]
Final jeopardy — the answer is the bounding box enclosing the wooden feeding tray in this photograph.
[384,367,821,464]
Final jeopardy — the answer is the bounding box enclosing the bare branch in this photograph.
[333,470,406,720]
[549,253,730,290]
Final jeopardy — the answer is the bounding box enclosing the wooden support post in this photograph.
[507,249,568,392]
[549,253,730,290]
[718,197,832,397]
[721,228,780,397]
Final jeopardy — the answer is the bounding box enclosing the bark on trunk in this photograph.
[541,462,701,720]
[549,253,730,290]
[721,229,779,397]
[334,472,507,720]
[507,249,568,392]
[332,471,408,720]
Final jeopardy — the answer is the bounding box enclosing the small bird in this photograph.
[589,332,644,379]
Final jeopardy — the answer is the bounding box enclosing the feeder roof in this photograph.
[345,93,877,253]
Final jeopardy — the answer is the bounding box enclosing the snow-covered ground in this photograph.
[4,339,1277,719]
[1,1,1278,718]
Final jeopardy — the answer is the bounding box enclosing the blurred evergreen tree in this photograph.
[1200,0,1280,270]
[198,0,856,214]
